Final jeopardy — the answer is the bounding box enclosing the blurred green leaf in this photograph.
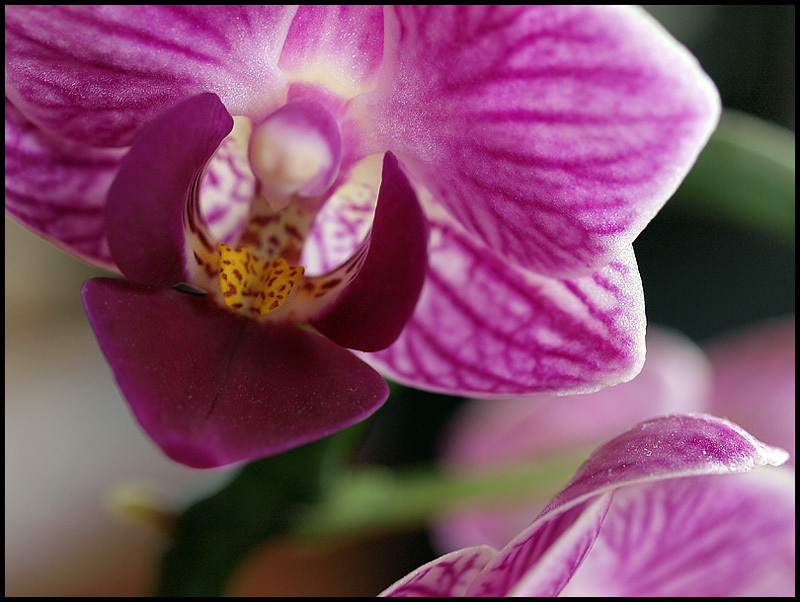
[672,109,795,241]
[290,448,590,540]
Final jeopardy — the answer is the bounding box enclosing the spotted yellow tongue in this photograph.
[218,243,304,317]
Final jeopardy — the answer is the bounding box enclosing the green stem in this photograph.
[290,449,590,539]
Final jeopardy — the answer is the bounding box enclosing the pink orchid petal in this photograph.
[433,327,712,552]
[442,328,711,468]
[386,416,790,597]
[379,546,497,597]
[301,155,382,275]
[4,97,124,272]
[465,495,612,597]
[706,317,796,464]
[470,414,789,596]
[279,5,385,99]
[106,93,233,287]
[543,414,789,520]
[81,277,389,469]
[562,470,796,596]
[200,131,257,246]
[311,152,428,352]
[5,5,294,147]
[367,218,646,396]
[357,5,720,277]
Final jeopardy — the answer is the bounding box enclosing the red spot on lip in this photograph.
[320,278,341,290]
[284,224,302,240]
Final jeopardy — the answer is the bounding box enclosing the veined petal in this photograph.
[432,328,711,553]
[542,413,789,519]
[279,5,385,99]
[357,5,720,277]
[561,470,796,596]
[106,93,233,288]
[471,415,790,596]
[441,328,710,469]
[5,5,295,147]
[199,123,257,246]
[81,277,389,469]
[379,546,497,597]
[4,97,124,271]
[465,495,612,597]
[706,317,796,464]
[310,152,428,352]
[366,217,646,396]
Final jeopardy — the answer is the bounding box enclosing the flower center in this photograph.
[248,99,342,212]
[217,243,305,317]
[200,100,348,320]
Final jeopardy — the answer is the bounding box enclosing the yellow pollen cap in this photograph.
[218,243,304,317]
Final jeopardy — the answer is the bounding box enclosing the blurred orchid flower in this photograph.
[435,318,795,551]
[380,414,794,597]
[5,6,719,467]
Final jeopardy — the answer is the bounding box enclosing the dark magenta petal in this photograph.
[311,152,428,352]
[81,277,389,469]
[106,93,233,287]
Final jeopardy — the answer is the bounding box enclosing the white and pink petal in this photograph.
[280,5,385,100]
[432,327,712,553]
[474,414,790,596]
[467,495,612,597]
[4,97,124,272]
[543,414,789,518]
[356,5,720,278]
[367,216,646,397]
[5,5,295,147]
[561,469,795,596]
[379,546,497,597]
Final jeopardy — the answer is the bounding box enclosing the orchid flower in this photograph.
[435,319,795,552]
[4,6,720,468]
[380,414,795,597]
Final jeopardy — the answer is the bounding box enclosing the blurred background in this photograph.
[5,5,795,597]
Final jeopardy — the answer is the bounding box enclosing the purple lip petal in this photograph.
[562,470,796,596]
[5,97,124,272]
[464,494,612,597]
[5,5,294,147]
[81,277,389,469]
[367,223,645,396]
[379,545,498,597]
[542,413,790,520]
[359,5,720,278]
[106,93,233,288]
[310,152,429,352]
